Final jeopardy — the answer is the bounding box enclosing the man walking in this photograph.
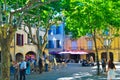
[101,57,106,73]
[19,58,27,80]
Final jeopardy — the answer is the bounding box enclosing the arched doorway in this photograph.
[86,53,95,62]
[25,51,36,61]
[101,52,107,59]
[101,52,113,61]
[16,53,23,62]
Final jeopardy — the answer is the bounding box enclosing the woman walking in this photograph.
[107,59,116,80]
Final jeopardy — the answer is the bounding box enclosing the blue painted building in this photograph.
[48,22,65,54]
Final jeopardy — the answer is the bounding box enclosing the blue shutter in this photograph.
[48,40,54,48]
[48,29,52,35]
[56,26,61,34]
[51,40,54,48]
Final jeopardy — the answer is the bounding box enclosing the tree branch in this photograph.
[11,0,59,14]
[27,23,38,45]
[31,0,59,10]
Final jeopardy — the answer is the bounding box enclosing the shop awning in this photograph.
[58,51,73,54]
[70,51,88,54]
[58,50,88,55]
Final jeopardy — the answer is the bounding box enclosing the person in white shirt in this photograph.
[19,59,27,80]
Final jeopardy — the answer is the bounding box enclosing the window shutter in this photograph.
[51,40,54,48]
[21,34,24,46]
[16,34,24,46]
[48,40,54,48]
[16,34,20,45]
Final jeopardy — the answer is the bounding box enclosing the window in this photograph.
[48,29,52,35]
[104,39,111,47]
[48,40,54,48]
[16,34,23,46]
[56,40,61,48]
[53,28,56,34]
[71,41,77,50]
[88,40,93,50]
[56,26,61,34]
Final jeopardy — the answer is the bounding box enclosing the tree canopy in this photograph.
[62,0,120,38]
[0,0,59,80]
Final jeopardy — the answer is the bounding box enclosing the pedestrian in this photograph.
[53,57,57,70]
[33,59,37,72]
[13,61,19,80]
[107,59,116,80]
[19,58,27,80]
[101,57,106,73]
[90,56,94,66]
[38,57,43,74]
[45,57,49,72]
[26,60,31,75]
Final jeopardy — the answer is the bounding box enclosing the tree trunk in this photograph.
[0,25,15,80]
[1,41,10,80]
[93,29,100,75]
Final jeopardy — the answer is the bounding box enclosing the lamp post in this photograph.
[103,36,113,61]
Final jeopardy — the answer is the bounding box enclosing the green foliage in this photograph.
[0,0,61,80]
[1,0,27,10]
[61,0,120,38]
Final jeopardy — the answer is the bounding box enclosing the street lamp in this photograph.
[103,35,113,61]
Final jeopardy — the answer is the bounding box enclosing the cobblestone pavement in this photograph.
[10,63,120,80]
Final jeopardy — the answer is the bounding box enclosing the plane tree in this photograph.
[22,4,63,58]
[62,0,120,75]
[0,0,58,80]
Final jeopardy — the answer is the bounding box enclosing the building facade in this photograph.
[48,22,65,55]
[64,33,120,62]
[9,27,45,62]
